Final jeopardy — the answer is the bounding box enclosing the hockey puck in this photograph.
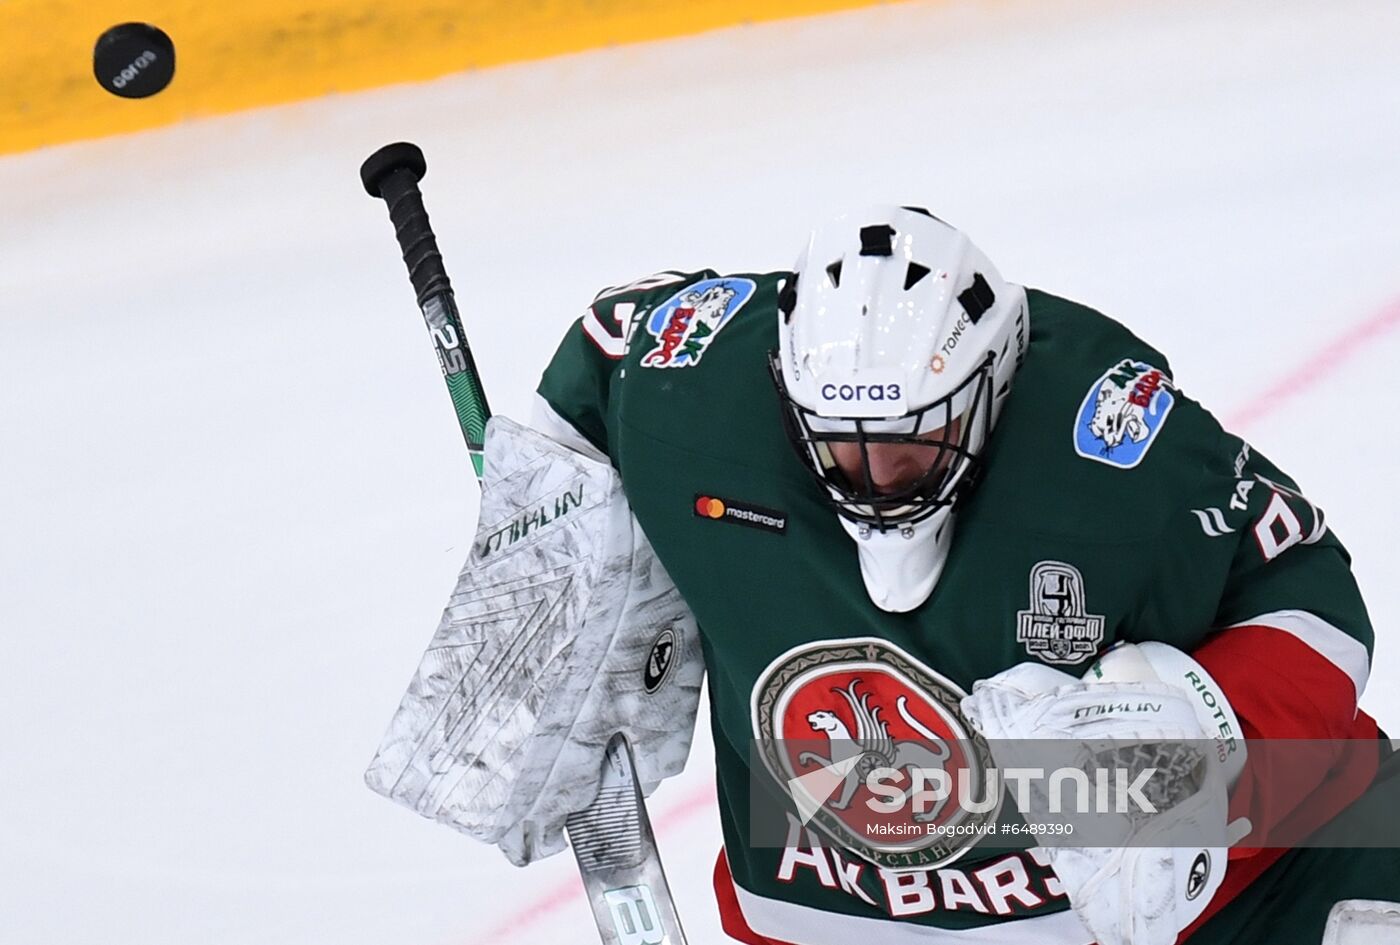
[93,23,175,98]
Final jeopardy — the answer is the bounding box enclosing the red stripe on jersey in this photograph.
[714,849,800,945]
[1195,622,1370,738]
[1193,623,1378,858]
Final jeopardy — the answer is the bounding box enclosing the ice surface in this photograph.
[3,1,1399,942]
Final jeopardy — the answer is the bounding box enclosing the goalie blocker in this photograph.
[365,416,704,866]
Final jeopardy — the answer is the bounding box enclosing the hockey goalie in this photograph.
[369,206,1400,945]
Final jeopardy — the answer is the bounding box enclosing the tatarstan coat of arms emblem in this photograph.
[750,637,998,871]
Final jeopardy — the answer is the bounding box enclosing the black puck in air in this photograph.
[94,22,176,98]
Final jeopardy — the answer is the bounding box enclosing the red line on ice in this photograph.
[1226,296,1400,430]
[468,293,1400,945]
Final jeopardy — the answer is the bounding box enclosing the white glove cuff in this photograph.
[1087,641,1247,790]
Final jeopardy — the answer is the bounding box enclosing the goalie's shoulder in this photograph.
[1019,289,1226,482]
[580,267,783,368]
[575,270,710,361]
[538,267,779,458]
[971,291,1222,534]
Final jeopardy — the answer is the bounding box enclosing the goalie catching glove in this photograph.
[364,416,703,865]
[960,642,1248,945]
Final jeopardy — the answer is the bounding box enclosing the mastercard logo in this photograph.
[692,493,788,534]
[695,496,726,519]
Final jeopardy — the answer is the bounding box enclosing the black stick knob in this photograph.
[360,142,427,198]
[360,142,451,305]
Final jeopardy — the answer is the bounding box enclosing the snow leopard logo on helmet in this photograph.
[751,637,998,871]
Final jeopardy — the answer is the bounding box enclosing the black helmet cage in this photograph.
[767,350,996,531]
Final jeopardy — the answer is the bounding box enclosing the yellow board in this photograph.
[0,0,890,156]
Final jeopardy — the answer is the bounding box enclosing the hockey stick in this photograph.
[360,142,689,945]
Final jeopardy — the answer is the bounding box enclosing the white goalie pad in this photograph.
[364,415,703,866]
[1322,900,1400,945]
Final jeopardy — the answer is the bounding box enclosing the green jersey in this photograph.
[536,270,1374,941]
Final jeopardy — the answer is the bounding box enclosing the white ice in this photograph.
[3,1,1399,942]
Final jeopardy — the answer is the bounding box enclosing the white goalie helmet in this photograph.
[769,206,1028,611]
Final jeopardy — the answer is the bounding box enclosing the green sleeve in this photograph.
[536,271,709,458]
[536,308,622,458]
[1210,433,1373,655]
[1150,397,1373,658]
[1132,385,1372,671]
